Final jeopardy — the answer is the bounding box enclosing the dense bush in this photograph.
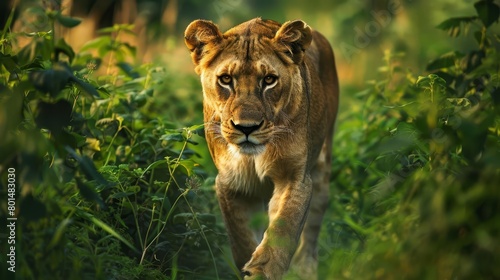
[0,1,499,280]
[0,6,231,280]
[322,1,500,279]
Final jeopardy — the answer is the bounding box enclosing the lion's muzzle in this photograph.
[225,119,267,155]
[231,120,263,137]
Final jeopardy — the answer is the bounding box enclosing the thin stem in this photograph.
[139,203,157,264]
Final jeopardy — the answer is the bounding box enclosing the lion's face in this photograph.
[185,19,312,155]
[200,43,297,155]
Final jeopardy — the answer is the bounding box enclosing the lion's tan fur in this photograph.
[185,18,339,279]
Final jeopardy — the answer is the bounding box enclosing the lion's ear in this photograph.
[184,20,223,68]
[273,20,312,64]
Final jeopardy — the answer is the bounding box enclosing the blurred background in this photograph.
[0,0,486,84]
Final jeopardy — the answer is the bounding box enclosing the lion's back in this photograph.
[305,30,339,152]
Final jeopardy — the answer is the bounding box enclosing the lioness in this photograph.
[185,18,339,279]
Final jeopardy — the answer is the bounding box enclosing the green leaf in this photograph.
[436,16,477,37]
[376,122,421,154]
[426,51,463,71]
[20,56,45,71]
[142,88,154,97]
[126,185,141,194]
[120,42,137,58]
[97,24,135,34]
[178,159,199,176]
[0,53,19,73]
[65,147,111,188]
[447,98,473,108]
[56,15,82,28]
[415,76,430,87]
[474,0,500,28]
[187,124,205,136]
[96,118,119,135]
[430,74,447,87]
[80,156,109,186]
[458,117,491,161]
[416,74,447,89]
[29,62,73,96]
[71,77,99,97]
[131,91,149,108]
[88,215,139,253]
[173,213,193,224]
[76,178,105,209]
[161,133,185,142]
[48,218,72,249]
[461,50,486,73]
[139,159,169,178]
[80,36,112,53]
[117,62,140,78]
[97,26,117,34]
[55,38,75,63]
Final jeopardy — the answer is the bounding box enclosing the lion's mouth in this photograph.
[234,141,266,155]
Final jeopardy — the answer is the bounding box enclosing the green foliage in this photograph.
[0,5,229,280]
[322,1,500,279]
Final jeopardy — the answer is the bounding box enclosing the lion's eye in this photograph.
[218,75,232,85]
[263,75,277,86]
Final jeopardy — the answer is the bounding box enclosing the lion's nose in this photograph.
[231,120,263,137]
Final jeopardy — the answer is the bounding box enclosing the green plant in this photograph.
[321,1,500,279]
[0,3,230,279]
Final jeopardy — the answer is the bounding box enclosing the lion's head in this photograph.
[185,18,313,155]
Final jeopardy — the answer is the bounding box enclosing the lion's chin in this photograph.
[229,142,266,156]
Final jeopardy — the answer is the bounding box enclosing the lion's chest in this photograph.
[216,148,274,195]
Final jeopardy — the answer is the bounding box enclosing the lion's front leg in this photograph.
[215,177,262,270]
[243,176,313,280]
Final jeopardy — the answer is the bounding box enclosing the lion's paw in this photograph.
[242,245,288,280]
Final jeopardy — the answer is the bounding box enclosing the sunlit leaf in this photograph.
[85,138,101,152]
[177,159,199,176]
[80,36,112,53]
[121,42,137,58]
